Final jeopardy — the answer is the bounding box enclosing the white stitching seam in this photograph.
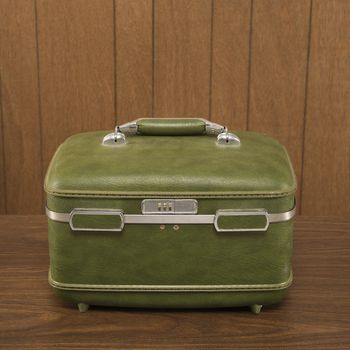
[48,270,293,292]
[45,189,296,199]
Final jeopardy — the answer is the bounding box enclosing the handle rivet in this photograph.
[173,225,180,231]
[160,225,165,230]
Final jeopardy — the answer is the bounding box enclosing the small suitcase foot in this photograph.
[78,303,89,313]
[250,304,263,314]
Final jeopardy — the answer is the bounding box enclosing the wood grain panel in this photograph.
[211,0,251,131]
[248,0,311,209]
[0,86,5,213]
[0,0,43,214]
[116,0,153,124]
[36,0,115,173]
[302,0,350,216]
[154,0,212,117]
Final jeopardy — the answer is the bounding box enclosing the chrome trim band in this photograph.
[49,270,293,292]
[46,207,70,222]
[46,205,295,231]
[125,214,214,224]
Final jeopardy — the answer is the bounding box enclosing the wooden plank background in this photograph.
[0,0,349,216]
[115,0,153,123]
[302,0,350,217]
[0,0,43,214]
[154,0,212,117]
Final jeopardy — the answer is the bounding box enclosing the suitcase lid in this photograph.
[44,119,296,198]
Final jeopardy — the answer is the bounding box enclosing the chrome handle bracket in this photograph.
[216,128,241,146]
[118,121,138,135]
[102,122,138,146]
[102,128,126,145]
[204,121,226,135]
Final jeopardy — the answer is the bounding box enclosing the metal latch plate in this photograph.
[141,199,198,215]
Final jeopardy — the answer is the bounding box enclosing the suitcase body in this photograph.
[45,118,296,313]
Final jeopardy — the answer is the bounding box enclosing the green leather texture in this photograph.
[137,118,206,135]
[48,219,292,286]
[47,195,295,215]
[44,131,296,197]
[45,125,296,310]
[216,214,267,230]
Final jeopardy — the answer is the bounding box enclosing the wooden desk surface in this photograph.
[0,216,349,349]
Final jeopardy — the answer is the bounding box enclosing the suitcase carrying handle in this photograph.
[102,118,240,146]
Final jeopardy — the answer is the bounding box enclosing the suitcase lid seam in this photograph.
[44,189,296,199]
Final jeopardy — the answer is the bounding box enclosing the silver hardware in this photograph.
[125,214,214,225]
[46,204,296,231]
[217,128,241,146]
[160,224,165,230]
[173,225,180,231]
[142,199,198,214]
[69,208,125,232]
[102,118,241,146]
[204,121,226,135]
[118,121,138,135]
[102,128,126,145]
[214,209,269,232]
[268,207,296,222]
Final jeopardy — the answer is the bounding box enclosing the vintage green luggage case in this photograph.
[45,118,296,314]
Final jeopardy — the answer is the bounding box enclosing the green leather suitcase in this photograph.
[45,118,296,314]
